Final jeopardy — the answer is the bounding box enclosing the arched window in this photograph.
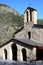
[28,32,31,39]
[26,11,28,23]
[4,49,7,59]
[11,44,17,60]
[22,48,27,61]
[30,10,32,21]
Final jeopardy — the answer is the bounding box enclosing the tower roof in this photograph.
[24,7,37,13]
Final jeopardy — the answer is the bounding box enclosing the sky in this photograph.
[0,0,43,19]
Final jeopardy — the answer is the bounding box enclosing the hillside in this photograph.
[0,4,24,45]
[37,19,43,25]
[0,4,43,46]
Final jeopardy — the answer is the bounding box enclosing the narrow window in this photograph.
[30,10,32,21]
[26,11,28,23]
[22,48,27,61]
[28,32,31,39]
[4,49,7,59]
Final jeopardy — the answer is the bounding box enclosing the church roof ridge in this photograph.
[24,7,37,14]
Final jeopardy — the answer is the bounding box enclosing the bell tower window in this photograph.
[30,10,32,21]
[26,11,28,23]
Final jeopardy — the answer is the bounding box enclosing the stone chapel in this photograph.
[0,7,43,61]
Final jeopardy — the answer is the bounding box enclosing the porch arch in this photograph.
[22,48,27,61]
[4,49,7,60]
[11,43,17,60]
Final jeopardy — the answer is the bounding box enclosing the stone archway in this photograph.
[11,43,17,60]
[4,49,7,60]
[22,48,27,61]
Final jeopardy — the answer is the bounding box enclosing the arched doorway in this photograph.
[11,44,17,60]
[4,49,7,59]
[22,48,27,61]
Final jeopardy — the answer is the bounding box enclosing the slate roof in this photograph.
[0,37,43,48]
[15,38,43,47]
[33,24,43,28]
[24,7,37,13]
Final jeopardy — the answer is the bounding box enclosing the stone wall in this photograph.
[31,28,43,43]
[0,40,36,61]
[0,42,13,60]
[15,29,27,39]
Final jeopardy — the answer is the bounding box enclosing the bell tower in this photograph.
[24,7,37,28]
[24,7,37,39]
